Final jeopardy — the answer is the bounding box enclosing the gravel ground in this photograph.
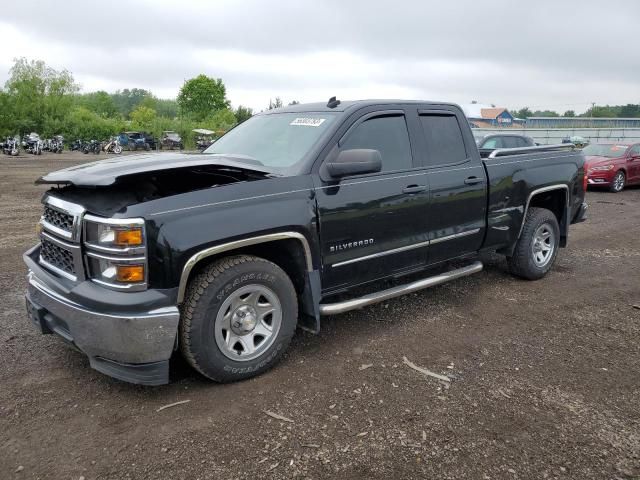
[0,151,639,480]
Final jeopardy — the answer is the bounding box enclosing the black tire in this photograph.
[609,170,625,193]
[180,255,298,382]
[144,142,150,151]
[507,207,560,280]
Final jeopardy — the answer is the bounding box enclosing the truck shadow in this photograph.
[168,254,512,386]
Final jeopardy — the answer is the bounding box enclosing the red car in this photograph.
[583,143,640,192]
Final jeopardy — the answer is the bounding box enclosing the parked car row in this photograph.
[474,133,640,193]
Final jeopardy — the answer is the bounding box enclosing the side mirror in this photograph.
[326,149,382,178]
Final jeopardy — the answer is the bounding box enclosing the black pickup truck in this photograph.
[24,99,588,385]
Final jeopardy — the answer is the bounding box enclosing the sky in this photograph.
[1,0,638,114]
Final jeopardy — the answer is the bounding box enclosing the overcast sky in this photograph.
[1,0,638,113]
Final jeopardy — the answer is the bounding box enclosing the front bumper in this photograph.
[587,172,615,185]
[24,246,180,385]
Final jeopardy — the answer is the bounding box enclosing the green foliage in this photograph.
[155,98,179,118]
[267,97,283,110]
[563,110,576,117]
[582,104,640,118]
[512,107,533,119]
[130,105,157,129]
[75,91,119,118]
[111,88,154,117]
[62,107,126,141]
[532,110,560,117]
[234,105,253,124]
[177,75,229,121]
[3,57,78,135]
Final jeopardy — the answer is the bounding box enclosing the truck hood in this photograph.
[36,153,275,186]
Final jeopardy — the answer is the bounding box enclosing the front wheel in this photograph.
[507,207,560,280]
[610,171,625,193]
[180,255,298,382]
[114,145,122,154]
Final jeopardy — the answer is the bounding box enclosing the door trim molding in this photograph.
[330,228,481,268]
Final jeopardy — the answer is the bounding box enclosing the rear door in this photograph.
[417,109,487,265]
[315,108,431,292]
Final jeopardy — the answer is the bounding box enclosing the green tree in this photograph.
[563,110,576,117]
[4,58,78,134]
[76,91,118,118]
[130,105,157,129]
[532,110,560,117]
[177,75,229,121]
[155,98,179,118]
[618,104,640,117]
[513,107,533,119]
[112,88,154,117]
[267,97,283,110]
[202,108,236,133]
[234,105,253,123]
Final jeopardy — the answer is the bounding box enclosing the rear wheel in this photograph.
[610,171,625,193]
[507,207,560,280]
[180,255,298,382]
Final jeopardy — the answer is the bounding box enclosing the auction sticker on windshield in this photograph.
[290,118,326,127]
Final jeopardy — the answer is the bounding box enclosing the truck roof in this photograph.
[264,99,462,114]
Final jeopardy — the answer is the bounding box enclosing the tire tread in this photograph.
[179,255,296,382]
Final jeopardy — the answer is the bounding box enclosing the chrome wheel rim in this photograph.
[613,173,624,191]
[532,223,555,267]
[214,284,282,361]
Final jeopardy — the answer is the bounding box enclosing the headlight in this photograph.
[97,223,143,246]
[83,214,147,291]
[589,165,614,172]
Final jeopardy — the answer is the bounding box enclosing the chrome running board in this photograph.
[319,261,483,315]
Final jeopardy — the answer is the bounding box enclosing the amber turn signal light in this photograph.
[115,228,143,246]
[116,265,145,283]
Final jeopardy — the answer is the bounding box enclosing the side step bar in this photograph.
[319,261,483,315]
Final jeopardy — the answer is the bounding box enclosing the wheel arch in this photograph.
[521,185,569,247]
[178,232,313,304]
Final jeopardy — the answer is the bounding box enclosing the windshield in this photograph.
[582,144,628,158]
[205,112,338,168]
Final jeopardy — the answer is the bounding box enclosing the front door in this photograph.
[315,109,430,293]
[628,144,640,183]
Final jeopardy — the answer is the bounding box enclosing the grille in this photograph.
[43,205,74,233]
[40,237,75,276]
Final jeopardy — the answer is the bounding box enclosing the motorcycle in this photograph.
[22,133,43,155]
[2,136,19,156]
[48,135,64,153]
[103,136,123,154]
[71,139,85,151]
[83,139,101,155]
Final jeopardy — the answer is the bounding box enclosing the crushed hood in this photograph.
[37,152,274,186]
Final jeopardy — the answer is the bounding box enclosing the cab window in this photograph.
[340,115,413,172]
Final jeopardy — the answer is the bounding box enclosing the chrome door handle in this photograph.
[402,185,427,194]
[464,176,484,185]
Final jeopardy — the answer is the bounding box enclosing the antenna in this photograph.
[327,96,341,108]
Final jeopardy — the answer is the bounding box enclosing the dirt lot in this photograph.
[0,151,638,480]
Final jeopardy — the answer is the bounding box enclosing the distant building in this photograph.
[461,104,517,128]
[526,117,640,128]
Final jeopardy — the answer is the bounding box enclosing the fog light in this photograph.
[116,265,145,283]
